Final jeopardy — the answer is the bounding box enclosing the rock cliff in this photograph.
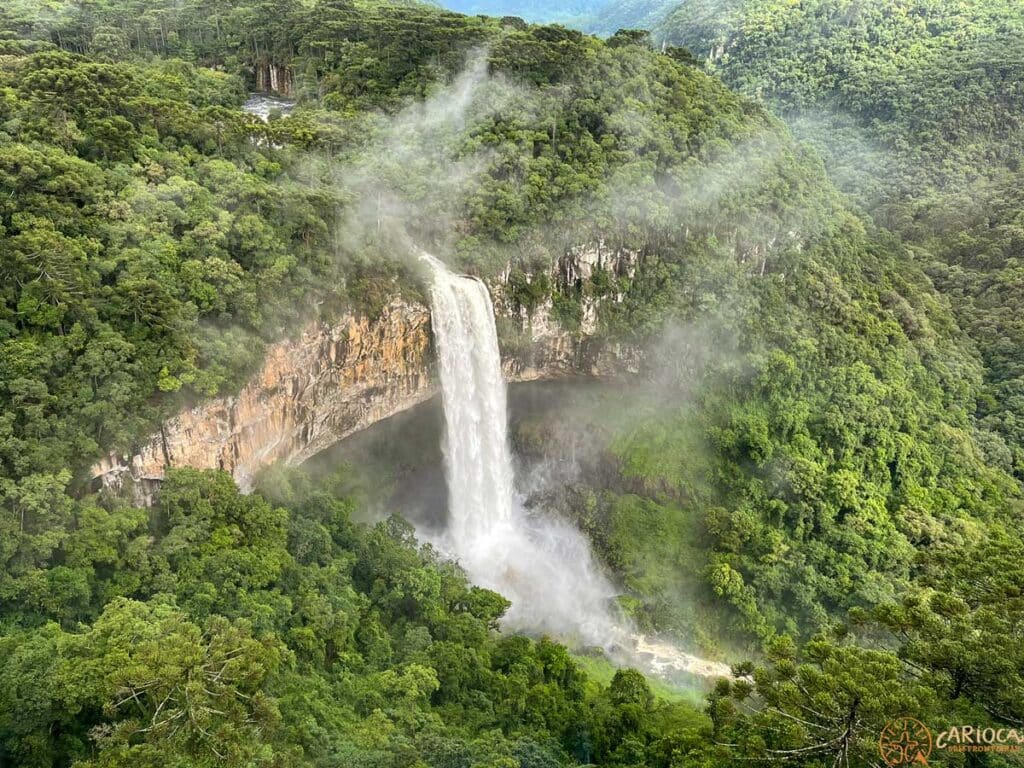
[497,241,641,380]
[92,243,641,501]
[253,62,294,97]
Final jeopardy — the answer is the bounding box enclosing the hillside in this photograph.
[653,0,1024,201]
[1,1,1023,767]
[587,0,678,37]
[619,0,1024,482]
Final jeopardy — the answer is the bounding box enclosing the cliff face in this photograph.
[497,242,641,381]
[92,244,640,501]
[93,299,433,500]
[253,62,294,97]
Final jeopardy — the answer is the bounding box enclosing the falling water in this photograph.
[424,252,515,544]
[421,251,731,679]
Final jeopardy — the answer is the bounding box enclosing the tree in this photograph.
[60,598,288,767]
[709,637,939,767]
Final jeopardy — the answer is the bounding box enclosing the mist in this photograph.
[421,250,732,680]
[277,45,804,680]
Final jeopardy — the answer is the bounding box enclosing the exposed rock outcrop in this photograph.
[92,243,642,502]
[93,299,433,500]
[253,62,294,96]
[496,242,641,381]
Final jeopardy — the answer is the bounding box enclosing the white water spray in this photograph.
[425,253,515,543]
[421,250,730,678]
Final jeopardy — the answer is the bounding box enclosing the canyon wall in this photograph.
[253,62,295,97]
[91,243,640,502]
[496,241,641,381]
[92,299,432,501]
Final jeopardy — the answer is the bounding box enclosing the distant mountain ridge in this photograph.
[429,0,682,31]
[429,0,604,24]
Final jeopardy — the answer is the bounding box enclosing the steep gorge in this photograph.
[91,243,641,500]
[420,250,731,678]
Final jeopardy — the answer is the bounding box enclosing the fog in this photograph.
[276,45,806,680]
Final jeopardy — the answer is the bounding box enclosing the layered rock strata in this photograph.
[92,243,642,501]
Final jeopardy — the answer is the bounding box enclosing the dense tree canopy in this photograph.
[616,0,1024,483]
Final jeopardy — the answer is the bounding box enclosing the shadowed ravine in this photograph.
[420,250,731,681]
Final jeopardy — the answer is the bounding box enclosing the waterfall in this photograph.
[421,250,618,642]
[423,252,515,545]
[420,251,732,679]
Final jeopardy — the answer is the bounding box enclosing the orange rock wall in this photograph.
[92,244,641,502]
[93,299,432,496]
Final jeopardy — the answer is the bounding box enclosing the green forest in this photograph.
[645,0,1024,485]
[1,0,1023,766]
